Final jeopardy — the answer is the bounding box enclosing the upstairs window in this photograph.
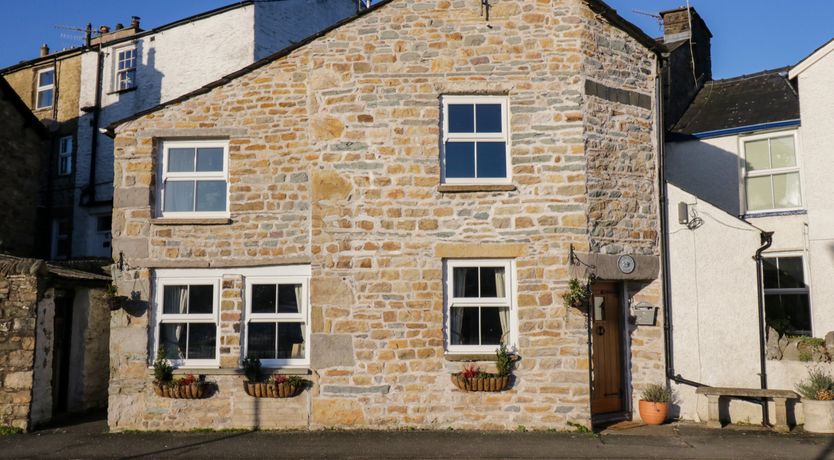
[36,68,55,109]
[445,259,516,354]
[58,136,72,176]
[441,96,510,184]
[115,46,137,91]
[159,140,228,218]
[245,278,309,366]
[155,278,220,367]
[764,256,811,337]
[50,218,70,260]
[742,133,801,212]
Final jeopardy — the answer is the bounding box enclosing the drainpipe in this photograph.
[754,231,774,426]
[656,56,706,390]
[84,44,104,207]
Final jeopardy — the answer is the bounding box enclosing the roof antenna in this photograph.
[632,10,663,33]
[480,0,491,21]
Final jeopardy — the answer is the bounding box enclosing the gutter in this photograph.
[754,231,774,427]
[82,46,104,207]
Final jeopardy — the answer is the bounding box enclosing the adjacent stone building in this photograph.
[106,0,664,431]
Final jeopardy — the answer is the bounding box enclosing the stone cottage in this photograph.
[106,0,664,431]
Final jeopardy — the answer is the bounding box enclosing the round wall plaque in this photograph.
[618,255,636,274]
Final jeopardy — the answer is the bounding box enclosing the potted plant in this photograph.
[796,367,834,433]
[242,356,310,398]
[562,278,589,309]
[639,384,672,425]
[451,344,515,392]
[105,284,128,311]
[151,347,210,399]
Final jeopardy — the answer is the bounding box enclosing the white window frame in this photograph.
[762,253,813,336]
[244,276,311,367]
[114,45,137,91]
[152,274,222,368]
[158,140,230,218]
[740,130,803,214]
[58,136,72,176]
[444,258,517,354]
[441,95,511,185]
[35,67,55,110]
[50,218,69,260]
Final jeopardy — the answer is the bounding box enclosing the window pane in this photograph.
[248,323,276,359]
[164,181,195,212]
[773,173,801,208]
[480,307,506,345]
[745,139,770,171]
[448,104,474,133]
[187,323,216,359]
[168,148,195,172]
[777,257,805,288]
[745,176,772,211]
[450,307,479,345]
[195,181,227,212]
[163,286,188,314]
[479,267,506,298]
[278,284,301,314]
[37,90,53,109]
[277,323,305,359]
[453,267,479,297]
[445,142,475,178]
[476,104,502,133]
[39,70,54,87]
[252,284,277,314]
[97,215,112,232]
[159,323,186,359]
[763,258,779,289]
[770,136,796,169]
[188,285,213,314]
[765,294,812,336]
[476,142,507,178]
[196,148,224,172]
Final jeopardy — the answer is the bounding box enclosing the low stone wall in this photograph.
[0,274,39,430]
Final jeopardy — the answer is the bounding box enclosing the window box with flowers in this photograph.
[151,347,211,399]
[450,344,516,392]
[242,357,310,398]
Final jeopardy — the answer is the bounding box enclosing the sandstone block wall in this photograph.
[0,274,39,430]
[110,0,661,431]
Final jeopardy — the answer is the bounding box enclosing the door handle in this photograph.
[597,325,605,336]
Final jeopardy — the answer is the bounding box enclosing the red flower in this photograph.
[461,365,481,379]
[178,374,196,386]
[274,374,288,384]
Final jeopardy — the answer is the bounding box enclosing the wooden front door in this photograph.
[591,282,624,415]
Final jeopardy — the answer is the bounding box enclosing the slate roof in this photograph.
[0,254,110,281]
[671,67,799,137]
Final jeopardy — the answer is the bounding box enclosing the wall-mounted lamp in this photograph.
[678,202,689,225]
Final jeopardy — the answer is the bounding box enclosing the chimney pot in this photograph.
[39,44,49,57]
[99,25,110,34]
[115,23,124,30]
[131,16,140,29]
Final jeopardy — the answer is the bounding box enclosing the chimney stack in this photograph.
[660,7,712,82]
[39,44,49,57]
[131,16,141,30]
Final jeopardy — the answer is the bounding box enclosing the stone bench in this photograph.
[695,387,799,432]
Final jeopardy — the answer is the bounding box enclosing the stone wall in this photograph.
[110,0,660,431]
[0,274,39,430]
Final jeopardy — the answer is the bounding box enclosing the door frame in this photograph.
[589,280,632,420]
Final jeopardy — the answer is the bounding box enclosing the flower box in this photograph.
[152,382,209,399]
[451,374,510,392]
[244,382,304,398]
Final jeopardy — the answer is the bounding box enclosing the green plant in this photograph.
[566,421,591,433]
[515,425,528,432]
[800,350,814,362]
[242,356,262,383]
[105,284,118,298]
[0,426,23,435]
[796,367,834,400]
[640,384,672,403]
[495,343,514,377]
[790,336,826,348]
[562,278,589,308]
[152,346,173,384]
[273,374,310,387]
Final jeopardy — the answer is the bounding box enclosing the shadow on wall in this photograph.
[666,140,741,216]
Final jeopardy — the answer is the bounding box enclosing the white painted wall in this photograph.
[71,0,356,258]
[30,291,55,427]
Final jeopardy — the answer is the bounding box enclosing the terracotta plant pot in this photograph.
[802,399,834,433]
[639,400,668,425]
[244,381,304,398]
[152,382,208,399]
[450,374,511,392]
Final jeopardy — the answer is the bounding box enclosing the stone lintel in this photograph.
[134,256,313,269]
[578,253,659,281]
[138,127,247,139]
[435,243,526,259]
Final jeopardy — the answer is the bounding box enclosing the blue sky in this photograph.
[1,1,833,79]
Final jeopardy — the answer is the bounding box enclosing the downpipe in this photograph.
[754,231,774,426]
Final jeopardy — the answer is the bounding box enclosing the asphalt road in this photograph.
[1,419,832,459]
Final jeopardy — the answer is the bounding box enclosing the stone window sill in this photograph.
[107,86,137,96]
[150,218,232,226]
[444,353,498,362]
[147,368,311,376]
[437,184,517,193]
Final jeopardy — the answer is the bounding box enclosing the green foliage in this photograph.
[495,343,514,377]
[800,350,814,362]
[105,284,118,298]
[566,421,591,433]
[152,346,173,383]
[789,335,826,348]
[273,374,310,387]
[796,367,834,400]
[0,426,23,435]
[242,356,262,383]
[640,384,672,403]
[515,425,528,432]
[561,278,589,308]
